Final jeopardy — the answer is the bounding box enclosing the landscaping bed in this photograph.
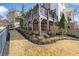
[66,34,79,39]
[16,28,79,45]
[31,35,78,45]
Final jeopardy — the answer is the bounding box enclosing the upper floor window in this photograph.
[40,7,47,16]
[40,3,45,7]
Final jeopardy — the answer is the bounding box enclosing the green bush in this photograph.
[59,13,67,35]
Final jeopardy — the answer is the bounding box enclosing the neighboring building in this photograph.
[63,8,77,35]
[0,20,9,27]
[65,8,76,23]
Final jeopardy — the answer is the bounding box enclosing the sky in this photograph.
[0,3,36,19]
[0,3,79,22]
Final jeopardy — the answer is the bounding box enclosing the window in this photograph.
[40,3,45,7]
[40,7,47,16]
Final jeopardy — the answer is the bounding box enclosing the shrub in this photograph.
[59,13,67,35]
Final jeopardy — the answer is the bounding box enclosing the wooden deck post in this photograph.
[27,22,29,32]
[31,11,33,32]
[39,17,41,35]
[32,20,33,32]
[39,4,41,35]
[47,10,49,32]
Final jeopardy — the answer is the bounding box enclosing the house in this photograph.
[63,8,77,35]
[0,20,9,27]
[24,3,68,35]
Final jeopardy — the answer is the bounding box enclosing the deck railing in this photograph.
[0,27,8,55]
[40,6,47,17]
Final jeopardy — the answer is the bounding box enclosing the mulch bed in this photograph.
[66,34,79,39]
[16,28,79,45]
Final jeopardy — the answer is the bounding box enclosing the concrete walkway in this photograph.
[3,30,27,56]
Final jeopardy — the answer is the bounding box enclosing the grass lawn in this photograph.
[5,30,79,56]
[24,37,79,56]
